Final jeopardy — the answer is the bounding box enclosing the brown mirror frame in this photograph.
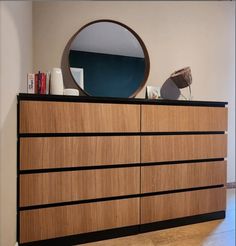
[62,19,150,98]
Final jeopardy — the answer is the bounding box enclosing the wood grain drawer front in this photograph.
[141,134,227,163]
[19,101,140,133]
[20,167,140,207]
[20,198,140,243]
[141,161,226,193]
[20,136,140,170]
[141,105,228,132]
[141,187,226,224]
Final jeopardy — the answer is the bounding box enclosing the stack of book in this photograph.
[27,71,50,94]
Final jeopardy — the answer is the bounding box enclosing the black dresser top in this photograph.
[18,93,228,107]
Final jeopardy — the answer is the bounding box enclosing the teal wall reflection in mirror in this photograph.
[67,20,150,98]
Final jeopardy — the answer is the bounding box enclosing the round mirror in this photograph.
[65,20,150,98]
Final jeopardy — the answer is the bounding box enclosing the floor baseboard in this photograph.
[226,182,236,189]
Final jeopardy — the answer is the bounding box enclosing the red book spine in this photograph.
[34,74,38,94]
[41,73,46,94]
[37,71,41,94]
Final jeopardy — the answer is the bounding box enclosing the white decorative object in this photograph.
[70,67,84,89]
[63,88,79,96]
[146,86,161,99]
[50,68,64,95]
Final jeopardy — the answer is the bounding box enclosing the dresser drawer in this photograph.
[141,105,228,132]
[141,161,226,193]
[19,101,140,133]
[141,134,227,163]
[20,136,140,170]
[20,167,140,207]
[141,187,226,224]
[20,198,140,243]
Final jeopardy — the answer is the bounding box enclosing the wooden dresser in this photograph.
[17,94,228,245]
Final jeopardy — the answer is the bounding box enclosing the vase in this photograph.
[50,68,64,95]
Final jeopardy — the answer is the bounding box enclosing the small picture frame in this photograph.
[70,67,84,89]
[146,86,161,99]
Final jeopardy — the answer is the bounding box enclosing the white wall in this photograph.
[33,1,235,182]
[0,2,32,246]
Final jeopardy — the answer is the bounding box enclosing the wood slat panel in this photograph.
[19,101,140,133]
[141,188,226,224]
[141,134,227,163]
[141,161,226,193]
[20,198,140,243]
[20,136,140,170]
[20,167,140,207]
[141,105,228,132]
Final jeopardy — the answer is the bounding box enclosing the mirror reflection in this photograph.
[68,20,149,98]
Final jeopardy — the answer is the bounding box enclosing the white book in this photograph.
[27,73,35,94]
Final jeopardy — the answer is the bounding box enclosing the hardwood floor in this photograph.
[83,189,235,246]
